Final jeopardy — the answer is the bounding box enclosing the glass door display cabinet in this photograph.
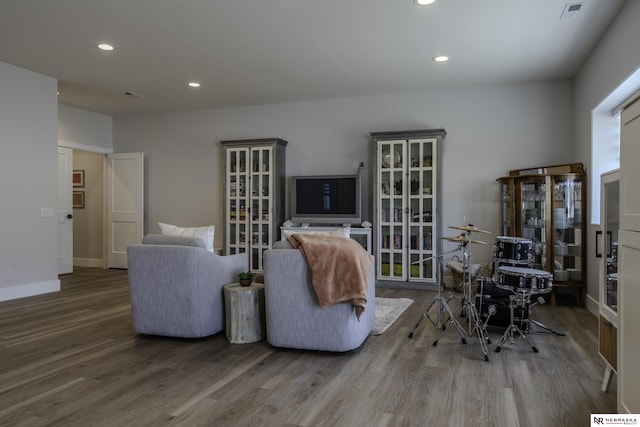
[371,129,445,289]
[598,169,619,392]
[497,163,586,305]
[221,138,287,272]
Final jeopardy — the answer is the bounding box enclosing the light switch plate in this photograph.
[40,207,54,217]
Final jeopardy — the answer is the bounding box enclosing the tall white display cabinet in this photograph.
[618,98,640,413]
[220,138,287,272]
[371,129,445,289]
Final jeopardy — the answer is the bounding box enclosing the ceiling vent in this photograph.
[123,91,144,98]
[561,2,584,20]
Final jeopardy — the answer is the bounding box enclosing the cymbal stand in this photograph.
[459,229,492,361]
[408,248,467,346]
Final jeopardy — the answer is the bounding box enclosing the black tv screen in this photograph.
[291,175,361,225]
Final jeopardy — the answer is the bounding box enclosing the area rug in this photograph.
[371,297,414,335]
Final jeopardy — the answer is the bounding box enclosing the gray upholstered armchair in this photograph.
[263,240,375,352]
[127,234,246,338]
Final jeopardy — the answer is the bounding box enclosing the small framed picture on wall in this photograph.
[72,170,84,187]
[73,191,85,208]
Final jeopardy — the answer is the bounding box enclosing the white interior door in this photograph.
[619,97,640,413]
[106,152,144,269]
[57,147,73,274]
[621,99,640,231]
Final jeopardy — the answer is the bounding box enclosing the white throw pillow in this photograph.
[281,227,350,240]
[158,222,214,253]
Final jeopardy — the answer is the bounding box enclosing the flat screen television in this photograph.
[291,175,361,225]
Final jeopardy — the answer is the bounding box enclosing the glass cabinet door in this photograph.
[249,146,272,271]
[552,175,584,284]
[498,179,513,236]
[226,148,249,256]
[518,177,547,270]
[407,139,435,281]
[377,140,407,280]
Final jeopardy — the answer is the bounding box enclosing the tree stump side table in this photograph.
[223,282,266,344]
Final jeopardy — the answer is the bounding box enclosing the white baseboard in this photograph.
[73,258,104,268]
[584,293,599,317]
[0,279,60,302]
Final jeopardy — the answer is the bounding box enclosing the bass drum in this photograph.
[474,276,528,328]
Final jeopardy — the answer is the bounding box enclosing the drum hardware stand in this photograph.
[465,296,493,359]
[526,296,566,336]
[494,292,539,353]
[408,248,467,346]
[474,278,498,331]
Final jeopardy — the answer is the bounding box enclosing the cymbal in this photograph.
[448,225,493,234]
[440,235,489,245]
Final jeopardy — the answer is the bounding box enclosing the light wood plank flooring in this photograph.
[0,268,616,426]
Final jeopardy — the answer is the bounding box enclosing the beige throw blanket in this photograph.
[288,234,371,320]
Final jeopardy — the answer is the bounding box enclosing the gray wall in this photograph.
[114,79,574,262]
[59,104,113,151]
[574,0,640,314]
[0,61,59,301]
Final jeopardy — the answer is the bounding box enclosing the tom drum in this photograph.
[494,236,533,265]
[497,265,553,293]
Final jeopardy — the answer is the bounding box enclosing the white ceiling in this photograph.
[0,0,627,117]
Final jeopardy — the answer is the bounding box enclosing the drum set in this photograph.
[409,225,564,360]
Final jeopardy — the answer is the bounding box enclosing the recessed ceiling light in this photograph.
[188,82,201,88]
[97,43,114,51]
[433,55,449,62]
[414,0,436,5]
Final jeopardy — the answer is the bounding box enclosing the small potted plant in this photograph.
[239,271,254,287]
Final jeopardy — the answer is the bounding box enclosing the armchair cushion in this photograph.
[142,233,206,249]
[158,222,215,252]
[281,227,350,239]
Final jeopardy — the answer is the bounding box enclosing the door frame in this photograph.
[57,140,113,269]
[57,146,73,274]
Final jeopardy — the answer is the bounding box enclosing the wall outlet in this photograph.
[354,161,365,169]
[5,270,13,282]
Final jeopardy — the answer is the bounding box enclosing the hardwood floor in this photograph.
[0,268,615,426]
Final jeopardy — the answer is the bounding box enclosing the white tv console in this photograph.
[280,226,372,254]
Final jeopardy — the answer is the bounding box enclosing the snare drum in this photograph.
[494,236,533,264]
[497,266,553,293]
